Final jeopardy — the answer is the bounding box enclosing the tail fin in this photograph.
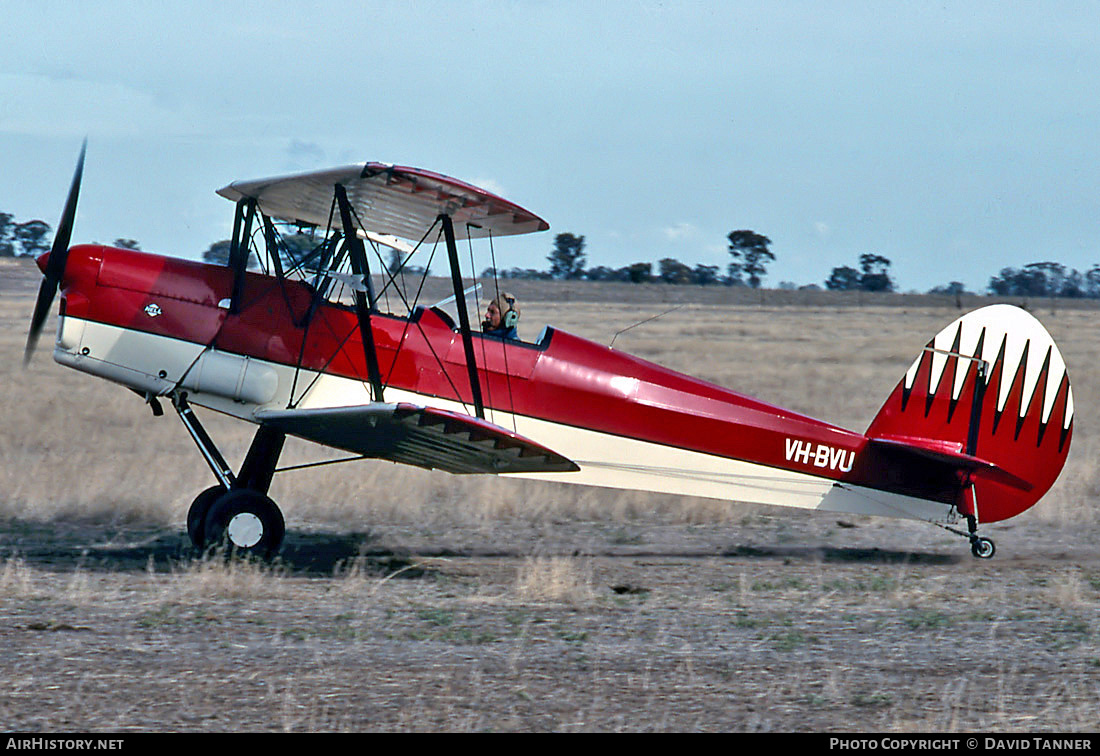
[866,304,1073,523]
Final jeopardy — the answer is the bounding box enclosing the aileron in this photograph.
[254,403,580,476]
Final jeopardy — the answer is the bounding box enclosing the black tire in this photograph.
[187,486,228,550]
[203,489,285,559]
[970,537,996,559]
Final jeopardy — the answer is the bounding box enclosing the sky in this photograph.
[1,1,1098,293]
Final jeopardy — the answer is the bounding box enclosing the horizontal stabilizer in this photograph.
[867,436,1033,492]
[255,403,580,475]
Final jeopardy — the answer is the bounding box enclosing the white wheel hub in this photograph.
[227,512,264,548]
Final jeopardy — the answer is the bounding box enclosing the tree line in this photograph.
[0,213,52,258]
[495,231,902,292]
[1,211,141,258]
[4,209,1099,299]
[492,231,783,288]
[517,232,1100,300]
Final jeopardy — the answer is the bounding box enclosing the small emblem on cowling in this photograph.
[144,303,162,317]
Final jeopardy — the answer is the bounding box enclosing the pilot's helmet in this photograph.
[491,292,520,327]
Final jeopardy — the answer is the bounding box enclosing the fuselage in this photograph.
[45,244,959,522]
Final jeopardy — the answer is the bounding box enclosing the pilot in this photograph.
[482,292,520,340]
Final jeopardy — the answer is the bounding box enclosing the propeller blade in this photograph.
[25,275,59,366]
[25,139,86,366]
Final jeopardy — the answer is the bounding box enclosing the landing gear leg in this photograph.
[951,484,995,559]
[960,371,995,559]
[172,393,235,490]
[173,393,288,558]
[234,425,285,495]
[966,485,996,559]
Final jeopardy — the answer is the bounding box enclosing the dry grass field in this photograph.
[2,256,1100,732]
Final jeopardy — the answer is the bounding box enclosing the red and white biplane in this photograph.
[25,144,1074,559]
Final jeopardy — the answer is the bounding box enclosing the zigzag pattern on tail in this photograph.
[868,305,1072,523]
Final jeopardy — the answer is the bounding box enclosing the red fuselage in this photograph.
[49,244,970,515]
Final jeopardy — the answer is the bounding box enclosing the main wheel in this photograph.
[203,489,285,559]
[970,536,996,559]
[187,486,228,550]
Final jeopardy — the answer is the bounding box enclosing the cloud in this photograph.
[662,221,699,242]
[285,140,326,170]
[0,72,203,139]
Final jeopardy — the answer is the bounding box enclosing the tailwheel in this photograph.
[970,536,996,560]
[203,489,286,559]
[938,511,997,560]
[960,489,995,560]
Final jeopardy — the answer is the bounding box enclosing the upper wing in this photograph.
[216,162,549,242]
[254,403,579,475]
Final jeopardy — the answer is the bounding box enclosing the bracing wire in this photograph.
[487,229,517,432]
[609,305,685,348]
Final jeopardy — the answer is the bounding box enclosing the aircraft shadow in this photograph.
[720,544,961,564]
[0,519,961,574]
[0,524,432,578]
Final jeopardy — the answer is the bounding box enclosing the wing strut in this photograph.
[440,213,485,419]
[335,184,386,402]
[260,214,286,280]
[227,198,257,314]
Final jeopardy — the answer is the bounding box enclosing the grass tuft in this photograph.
[514,556,595,604]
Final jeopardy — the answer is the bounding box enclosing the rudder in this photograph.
[866,305,1073,523]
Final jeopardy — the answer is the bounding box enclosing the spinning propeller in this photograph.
[25,140,86,366]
